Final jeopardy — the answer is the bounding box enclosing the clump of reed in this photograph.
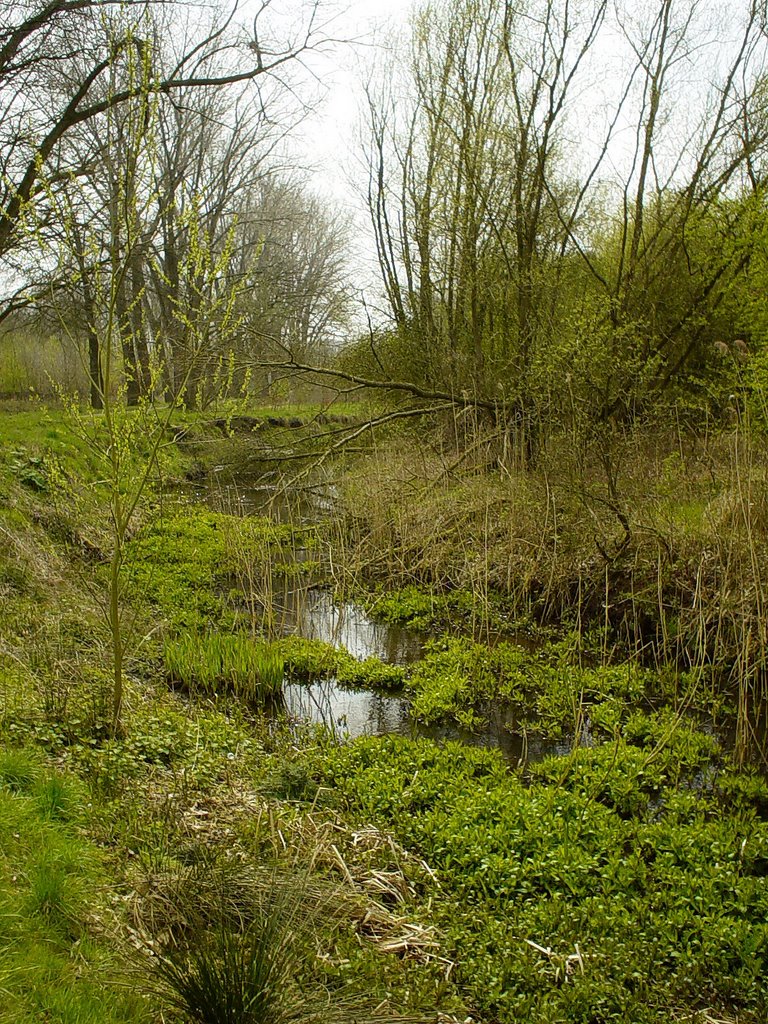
[141,856,425,1024]
[164,632,284,704]
[333,418,768,764]
[151,913,301,1024]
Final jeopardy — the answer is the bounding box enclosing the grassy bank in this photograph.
[326,417,768,756]
[1,404,767,1023]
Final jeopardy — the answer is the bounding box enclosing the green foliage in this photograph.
[404,637,522,729]
[403,636,653,734]
[339,655,406,690]
[528,724,718,818]
[164,632,284,704]
[716,769,768,815]
[64,699,261,799]
[32,771,79,821]
[0,758,149,1021]
[308,733,768,1023]
[124,507,314,630]
[0,328,88,401]
[0,409,108,489]
[277,636,405,690]
[277,636,342,680]
[5,402,768,1024]
[8,448,51,491]
[367,585,475,630]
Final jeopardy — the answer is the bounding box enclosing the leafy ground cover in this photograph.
[0,408,445,1022]
[362,583,553,639]
[278,634,407,689]
[1,405,767,1024]
[124,506,319,631]
[301,733,768,1024]
[401,635,732,736]
[266,628,731,748]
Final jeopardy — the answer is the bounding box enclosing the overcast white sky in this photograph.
[288,0,410,210]
[261,0,765,324]
[280,0,415,313]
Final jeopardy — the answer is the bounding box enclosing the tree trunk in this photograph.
[88,326,104,409]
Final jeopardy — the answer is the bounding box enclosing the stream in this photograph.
[181,467,761,768]
[278,585,573,764]
[194,473,577,764]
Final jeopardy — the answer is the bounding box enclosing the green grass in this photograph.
[218,400,363,422]
[152,920,294,1024]
[0,406,168,485]
[164,632,284,704]
[0,748,41,791]
[0,752,152,1022]
[149,877,331,1024]
[3,403,768,1024]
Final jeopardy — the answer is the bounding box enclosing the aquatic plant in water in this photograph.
[164,632,284,704]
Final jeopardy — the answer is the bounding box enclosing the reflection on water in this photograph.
[417,711,576,765]
[194,476,336,525]
[284,681,411,738]
[275,586,577,764]
[180,472,574,764]
[282,677,575,766]
[279,588,423,664]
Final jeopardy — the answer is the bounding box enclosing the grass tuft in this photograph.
[152,916,297,1024]
[0,748,42,792]
[164,632,284,704]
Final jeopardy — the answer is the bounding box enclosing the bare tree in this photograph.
[2,0,347,405]
[0,0,334,304]
[359,0,609,457]
[353,0,768,460]
[237,178,353,374]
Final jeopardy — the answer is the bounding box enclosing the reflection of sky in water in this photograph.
[212,480,336,525]
[186,476,582,762]
[294,590,422,664]
[277,588,572,763]
[283,678,574,765]
[284,681,410,739]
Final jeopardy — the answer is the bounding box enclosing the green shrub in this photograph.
[277,636,405,690]
[148,866,407,1024]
